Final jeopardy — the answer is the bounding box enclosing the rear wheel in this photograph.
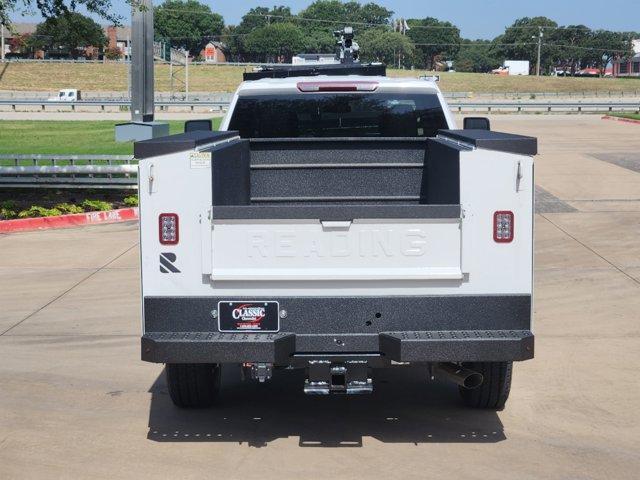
[459,362,512,410]
[165,363,221,408]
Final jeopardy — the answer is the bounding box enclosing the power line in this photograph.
[152,34,633,55]
[243,13,626,34]
[412,41,631,53]
[155,10,591,32]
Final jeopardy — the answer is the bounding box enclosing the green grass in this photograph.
[609,113,640,120]
[0,118,222,156]
[1,62,639,94]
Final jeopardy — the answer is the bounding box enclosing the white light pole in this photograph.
[131,0,155,122]
[535,27,543,76]
[1,24,5,61]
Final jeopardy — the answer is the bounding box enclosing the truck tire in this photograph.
[165,363,221,408]
[459,362,512,410]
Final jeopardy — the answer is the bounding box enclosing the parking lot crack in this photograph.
[540,214,640,287]
[0,242,139,336]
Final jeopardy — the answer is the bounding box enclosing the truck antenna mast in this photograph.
[334,27,360,64]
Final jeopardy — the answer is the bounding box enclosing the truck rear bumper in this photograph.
[141,330,533,364]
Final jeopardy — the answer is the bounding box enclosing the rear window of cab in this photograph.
[228,92,448,138]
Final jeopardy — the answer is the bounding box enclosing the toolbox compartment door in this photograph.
[210,217,462,282]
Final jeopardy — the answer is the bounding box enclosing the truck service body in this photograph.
[136,64,536,408]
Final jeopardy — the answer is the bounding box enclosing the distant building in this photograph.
[612,39,640,77]
[0,22,131,59]
[1,22,35,56]
[200,42,226,63]
[105,25,132,58]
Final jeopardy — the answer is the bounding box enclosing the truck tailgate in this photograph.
[210,218,462,281]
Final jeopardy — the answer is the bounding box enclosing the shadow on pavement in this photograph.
[147,365,506,447]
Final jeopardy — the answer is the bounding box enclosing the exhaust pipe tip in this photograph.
[462,372,483,390]
[434,363,484,390]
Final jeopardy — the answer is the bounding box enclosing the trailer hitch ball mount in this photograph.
[242,362,273,383]
[304,360,373,395]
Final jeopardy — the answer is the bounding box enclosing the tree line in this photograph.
[4,0,638,74]
[153,1,637,74]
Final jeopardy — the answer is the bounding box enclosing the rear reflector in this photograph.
[297,81,378,92]
[159,213,179,245]
[493,211,514,243]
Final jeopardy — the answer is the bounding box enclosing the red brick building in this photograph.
[612,40,640,78]
[199,42,227,63]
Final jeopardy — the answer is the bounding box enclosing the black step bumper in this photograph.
[142,330,533,364]
[379,330,534,362]
[142,332,295,364]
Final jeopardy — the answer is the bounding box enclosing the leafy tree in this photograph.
[9,33,30,53]
[358,28,414,66]
[228,5,292,61]
[351,2,394,26]
[547,25,592,74]
[1,0,123,27]
[244,23,306,62]
[583,30,635,74]
[298,1,394,54]
[406,17,461,70]
[235,5,292,32]
[154,0,224,54]
[103,46,122,60]
[28,12,106,57]
[496,16,558,74]
[454,39,501,72]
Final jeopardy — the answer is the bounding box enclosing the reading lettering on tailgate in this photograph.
[211,220,461,280]
[246,228,428,258]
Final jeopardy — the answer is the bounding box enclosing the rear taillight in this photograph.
[159,213,179,245]
[493,211,514,243]
[297,81,378,92]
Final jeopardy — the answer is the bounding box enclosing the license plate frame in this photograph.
[217,301,280,333]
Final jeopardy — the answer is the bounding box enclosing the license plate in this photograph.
[218,301,280,333]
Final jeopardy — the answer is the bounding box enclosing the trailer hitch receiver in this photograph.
[304,360,373,395]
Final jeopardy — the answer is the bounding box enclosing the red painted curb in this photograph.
[0,207,139,233]
[601,115,640,125]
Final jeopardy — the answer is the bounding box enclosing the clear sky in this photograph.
[10,0,640,39]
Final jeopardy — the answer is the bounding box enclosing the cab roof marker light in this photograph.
[297,81,379,92]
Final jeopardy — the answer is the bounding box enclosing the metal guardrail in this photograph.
[0,154,138,189]
[1,99,639,113]
[0,99,230,111]
[4,90,637,101]
[447,101,640,113]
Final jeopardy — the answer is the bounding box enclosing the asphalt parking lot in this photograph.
[1,115,639,479]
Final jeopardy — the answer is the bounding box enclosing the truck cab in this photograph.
[136,63,536,409]
[48,89,81,102]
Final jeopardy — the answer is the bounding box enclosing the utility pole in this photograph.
[536,26,543,76]
[1,24,5,61]
[169,42,174,99]
[131,0,155,122]
[115,0,169,141]
[185,53,189,101]
[126,34,131,99]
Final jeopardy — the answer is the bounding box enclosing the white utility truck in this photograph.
[136,60,536,409]
[47,88,81,102]
[501,60,530,76]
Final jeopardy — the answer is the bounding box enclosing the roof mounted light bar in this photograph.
[297,81,379,92]
[243,63,386,81]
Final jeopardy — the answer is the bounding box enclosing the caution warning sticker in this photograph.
[189,151,212,168]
